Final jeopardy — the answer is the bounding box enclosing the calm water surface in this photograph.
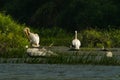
[0,64,120,80]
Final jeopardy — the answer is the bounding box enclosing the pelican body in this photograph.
[106,51,113,57]
[24,27,40,47]
[72,31,81,50]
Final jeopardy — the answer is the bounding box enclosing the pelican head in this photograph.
[24,27,30,35]
[75,30,77,34]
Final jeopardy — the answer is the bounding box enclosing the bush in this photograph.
[108,28,120,47]
[36,27,72,46]
[80,28,113,48]
[0,13,28,49]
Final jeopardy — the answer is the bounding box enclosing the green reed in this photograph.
[0,47,120,65]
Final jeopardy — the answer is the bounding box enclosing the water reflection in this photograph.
[0,64,120,80]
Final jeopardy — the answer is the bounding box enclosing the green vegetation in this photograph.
[0,13,28,52]
[0,1,120,65]
[0,12,120,57]
[0,53,120,66]
[80,28,120,48]
[0,0,120,48]
[45,53,119,65]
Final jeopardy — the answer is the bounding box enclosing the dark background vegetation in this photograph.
[0,0,120,31]
[0,0,120,51]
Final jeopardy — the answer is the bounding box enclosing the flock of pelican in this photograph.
[24,27,112,57]
[24,27,81,50]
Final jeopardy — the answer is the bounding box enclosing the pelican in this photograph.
[24,27,40,47]
[71,30,81,50]
[106,51,113,57]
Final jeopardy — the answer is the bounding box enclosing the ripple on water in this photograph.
[0,64,120,80]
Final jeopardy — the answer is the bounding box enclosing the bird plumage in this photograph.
[24,27,40,47]
[72,31,81,50]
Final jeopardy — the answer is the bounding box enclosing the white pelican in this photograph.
[106,51,113,57]
[24,27,40,47]
[71,30,81,50]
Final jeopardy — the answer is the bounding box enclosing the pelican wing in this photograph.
[29,33,39,45]
[34,34,40,45]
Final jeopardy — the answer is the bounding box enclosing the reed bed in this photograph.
[45,53,120,65]
[0,51,120,65]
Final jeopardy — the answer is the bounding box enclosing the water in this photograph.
[0,64,120,80]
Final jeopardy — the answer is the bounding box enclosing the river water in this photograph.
[0,64,120,80]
